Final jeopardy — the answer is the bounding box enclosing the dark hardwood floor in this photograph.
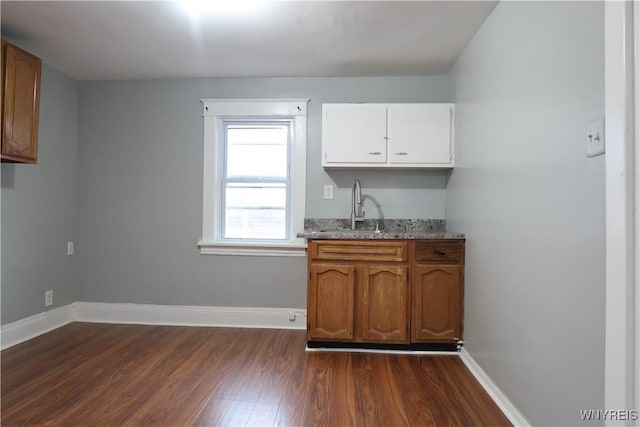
[1,323,511,426]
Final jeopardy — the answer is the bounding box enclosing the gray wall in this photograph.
[446,2,605,425]
[76,76,449,307]
[1,64,78,324]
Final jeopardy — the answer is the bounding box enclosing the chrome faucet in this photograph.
[351,179,365,229]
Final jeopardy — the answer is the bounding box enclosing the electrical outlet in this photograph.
[586,118,605,157]
[45,290,53,307]
[67,241,74,256]
[323,184,334,200]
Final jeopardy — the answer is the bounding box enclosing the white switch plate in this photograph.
[45,290,53,307]
[586,118,605,157]
[67,241,74,256]
[323,184,334,200]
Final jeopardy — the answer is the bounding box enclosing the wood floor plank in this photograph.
[1,324,158,424]
[168,328,270,426]
[352,354,379,426]
[1,323,511,427]
[122,327,229,426]
[393,355,439,426]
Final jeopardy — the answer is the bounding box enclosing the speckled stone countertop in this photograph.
[298,219,465,240]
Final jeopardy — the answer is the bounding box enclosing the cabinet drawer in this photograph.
[415,241,463,262]
[311,241,408,262]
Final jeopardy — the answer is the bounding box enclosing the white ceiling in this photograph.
[0,1,497,81]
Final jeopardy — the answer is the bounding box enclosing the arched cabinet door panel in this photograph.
[307,263,355,340]
[1,40,41,164]
[412,265,463,342]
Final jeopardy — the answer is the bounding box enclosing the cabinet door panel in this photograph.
[387,104,451,164]
[322,104,387,164]
[308,263,355,340]
[412,265,462,342]
[312,240,408,262]
[2,43,41,163]
[360,265,409,343]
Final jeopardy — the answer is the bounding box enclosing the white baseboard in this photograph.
[73,302,307,330]
[1,305,74,350]
[1,302,306,350]
[459,348,530,427]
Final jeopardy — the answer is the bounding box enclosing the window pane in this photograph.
[226,125,288,179]
[224,183,287,239]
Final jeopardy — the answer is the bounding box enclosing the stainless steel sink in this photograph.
[310,228,382,234]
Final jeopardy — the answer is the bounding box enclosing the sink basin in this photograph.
[311,228,382,234]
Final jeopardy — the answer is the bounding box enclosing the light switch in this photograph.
[586,118,605,157]
[323,184,334,200]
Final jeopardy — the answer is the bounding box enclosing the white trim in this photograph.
[202,98,309,117]
[634,0,640,415]
[73,302,307,330]
[605,2,638,423]
[459,348,530,427]
[200,98,309,253]
[0,305,74,350]
[197,241,306,256]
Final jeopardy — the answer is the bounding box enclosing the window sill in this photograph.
[197,241,307,257]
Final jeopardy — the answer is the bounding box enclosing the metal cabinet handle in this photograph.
[433,249,447,255]
[394,152,408,156]
[368,152,382,155]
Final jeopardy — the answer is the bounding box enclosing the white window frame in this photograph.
[198,99,309,256]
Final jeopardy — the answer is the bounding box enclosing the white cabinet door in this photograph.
[387,104,452,165]
[322,104,387,165]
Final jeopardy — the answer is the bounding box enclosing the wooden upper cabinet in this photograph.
[1,40,42,164]
[359,265,409,343]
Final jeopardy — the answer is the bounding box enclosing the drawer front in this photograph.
[311,241,408,262]
[415,241,464,262]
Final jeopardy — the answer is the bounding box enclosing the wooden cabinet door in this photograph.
[321,104,387,165]
[1,42,41,163]
[412,264,462,342]
[387,104,452,165]
[307,263,356,340]
[359,265,409,343]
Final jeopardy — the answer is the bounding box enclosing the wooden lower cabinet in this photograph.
[306,239,464,345]
[307,261,409,343]
[307,263,355,340]
[359,264,409,342]
[412,265,463,342]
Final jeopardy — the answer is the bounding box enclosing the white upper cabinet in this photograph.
[321,103,454,168]
[321,104,387,164]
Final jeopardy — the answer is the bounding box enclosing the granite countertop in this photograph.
[297,218,465,240]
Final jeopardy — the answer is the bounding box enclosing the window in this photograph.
[198,99,308,256]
